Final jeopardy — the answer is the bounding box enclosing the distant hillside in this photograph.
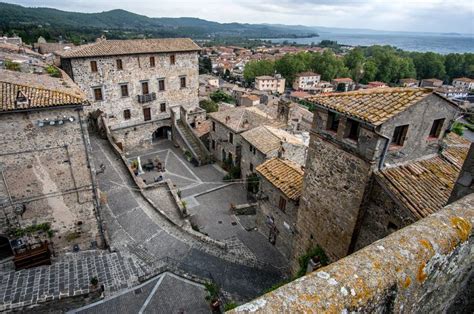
[0,2,317,44]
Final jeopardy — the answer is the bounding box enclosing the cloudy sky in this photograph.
[5,0,474,33]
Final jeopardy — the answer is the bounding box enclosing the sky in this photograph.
[4,0,474,34]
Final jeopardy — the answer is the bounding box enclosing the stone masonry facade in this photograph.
[291,92,460,268]
[61,48,200,150]
[0,107,100,254]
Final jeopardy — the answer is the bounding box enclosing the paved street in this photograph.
[126,139,289,269]
[91,136,286,300]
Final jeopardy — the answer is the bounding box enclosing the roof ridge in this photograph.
[0,80,84,101]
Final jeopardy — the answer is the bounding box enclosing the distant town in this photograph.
[0,26,473,313]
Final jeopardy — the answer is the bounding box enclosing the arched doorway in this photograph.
[153,126,172,141]
[0,236,13,260]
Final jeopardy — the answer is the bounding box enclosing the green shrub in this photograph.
[451,122,465,136]
[46,65,61,77]
[224,302,238,311]
[210,90,235,103]
[199,99,218,113]
[5,60,21,71]
[204,281,220,301]
[297,245,329,278]
[246,173,259,193]
[13,223,52,237]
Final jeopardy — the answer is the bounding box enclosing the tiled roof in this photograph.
[0,70,86,112]
[332,78,353,83]
[209,106,284,133]
[307,87,432,126]
[296,71,320,77]
[376,135,470,220]
[241,126,303,154]
[255,76,277,80]
[58,38,201,58]
[399,78,419,83]
[453,77,474,83]
[256,158,304,201]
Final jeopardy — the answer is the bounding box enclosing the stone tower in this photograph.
[290,88,460,272]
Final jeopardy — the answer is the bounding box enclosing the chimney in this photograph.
[225,116,230,123]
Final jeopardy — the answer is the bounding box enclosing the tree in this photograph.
[243,59,275,83]
[344,48,365,83]
[411,52,446,80]
[199,99,218,113]
[199,56,212,74]
[210,90,234,103]
[274,52,308,86]
[311,50,350,81]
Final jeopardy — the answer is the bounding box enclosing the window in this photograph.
[212,121,216,131]
[141,81,149,95]
[344,119,360,141]
[120,84,129,97]
[180,76,187,88]
[143,107,151,121]
[327,111,340,132]
[123,109,131,120]
[90,61,98,72]
[429,118,445,138]
[170,54,176,65]
[116,59,123,70]
[249,163,254,172]
[160,103,166,113]
[93,87,103,101]
[158,79,165,91]
[211,140,216,150]
[391,125,409,146]
[149,56,155,67]
[278,196,287,212]
[229,132,233,144]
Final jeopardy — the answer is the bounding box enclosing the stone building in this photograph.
[255,158,304,259]
[255,75,285,94]
[240,126,306,179]
[292,72,321,91]
[208,107,284,166]
[240,94,260,107]
[399,78,419,88]
[331,77,354,92]
[452,77,474,91]
[0,69,101,260]
[277,99,313,132]
[420,78,443,88]
[291,87,462,267]
[58,38,201,150]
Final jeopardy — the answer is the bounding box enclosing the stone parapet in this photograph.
[232,193,473,313]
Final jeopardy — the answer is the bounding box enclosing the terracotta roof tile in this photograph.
[308,87,432,126]
[376,135,470,220]
[58,38,200,58]
[256,158,304,200]
[241,126,303,154]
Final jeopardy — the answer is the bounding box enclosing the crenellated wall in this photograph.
[231,193,473,313]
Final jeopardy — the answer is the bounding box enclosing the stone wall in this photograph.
[63,51,199,144]
[232,193,474,313]
[240,140,268,180]
[292,134,372,267]
[208,119,241,166]
[380,94,459,165]
[256,177,298,260]
[353,179,416,251]
[449,143,474,203]
[0,107,99,254]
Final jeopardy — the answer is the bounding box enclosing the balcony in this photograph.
[137,92,156,104]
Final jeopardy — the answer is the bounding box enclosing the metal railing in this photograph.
[137,92,156,103]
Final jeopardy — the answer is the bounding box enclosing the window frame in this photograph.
[428,118,445,139]
[344,118,360,142]
[327,111,340,132]
[120,84,129,98]
[212,121,216,132]
[180,76,187,89]
[391,124,409,147]
[158,78,165,91]
[149,56,155,67]
[123,109,131,120]
[229,132,234,144]
[170,54,176,65]
[141,81,149,95]
[116,59,123,70]
[93,87,103,101]
[143,107,152,121]
[90,60,98,72]
[160,102,166,113]
[278,196,287,212]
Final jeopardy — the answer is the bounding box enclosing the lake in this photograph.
[265,32,474,54]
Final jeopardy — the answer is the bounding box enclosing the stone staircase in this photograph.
[176,119,210,165]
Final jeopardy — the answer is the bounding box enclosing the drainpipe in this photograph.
[374,128,391,170]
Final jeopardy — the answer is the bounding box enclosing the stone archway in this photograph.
[0,236,13,260]
[153,126,172,141]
